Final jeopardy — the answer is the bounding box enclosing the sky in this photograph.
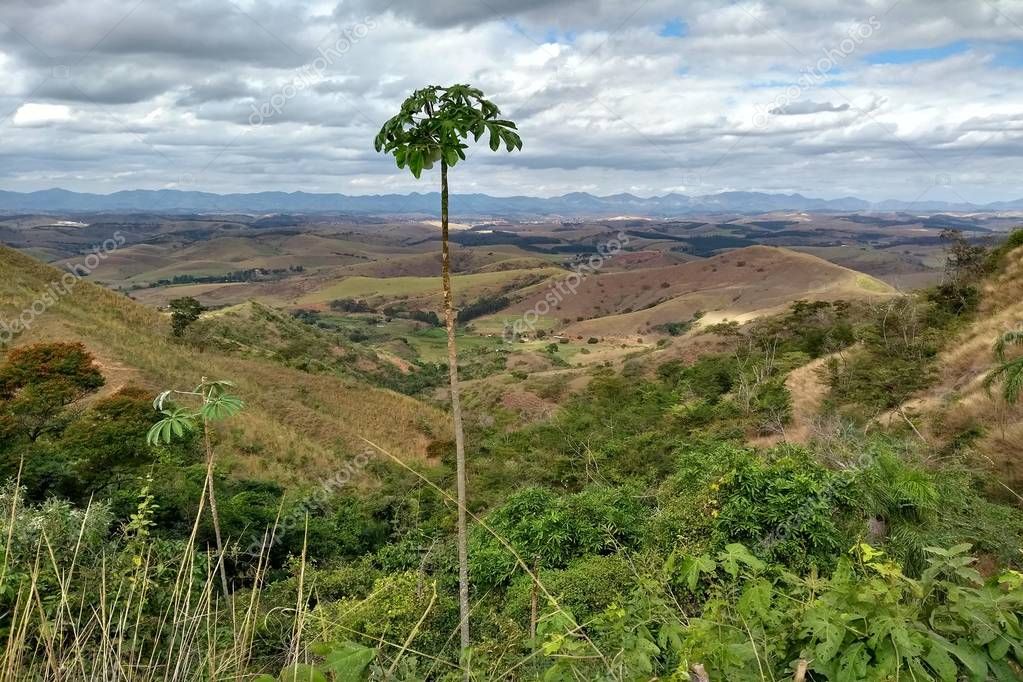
[1,0,1023,203]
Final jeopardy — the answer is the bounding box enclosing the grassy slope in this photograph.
[116,243,561,309]
[0,246,450,483]
[295,267,564,307]
[894,245,1023,487]
[72,233,387,286]
[500,246,895,339]
[330,245,555,279]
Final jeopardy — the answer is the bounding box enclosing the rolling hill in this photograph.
[295,266,564,309]
[497,246,896,339]
[0,245,450,483]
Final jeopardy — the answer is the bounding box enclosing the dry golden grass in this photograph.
[888,246,1023,488]
[749,350,843,449]
[503,246,896,340]
[1,246,450,483]
[295,267,563,309]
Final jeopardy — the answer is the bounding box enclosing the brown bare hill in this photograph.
[0,246,449,483]
[68,233,378,285]
[503,246,895,339]
[331,245,553,279]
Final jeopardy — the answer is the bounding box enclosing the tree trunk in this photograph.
[441,159,471,663]
[529,557,540,640]
[202,416,230,598]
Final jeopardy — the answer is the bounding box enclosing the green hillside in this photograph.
[4,236,1023,680]
[0,245,450,482]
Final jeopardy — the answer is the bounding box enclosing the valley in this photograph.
[1,209,953,421]
[3,208,1016,459]
[3,206,1023,680]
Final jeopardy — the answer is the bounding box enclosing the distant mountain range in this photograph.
[2,188,1023,217]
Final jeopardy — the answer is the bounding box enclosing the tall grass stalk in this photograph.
[0,483,281,681]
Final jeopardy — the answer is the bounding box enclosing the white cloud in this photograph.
[0,0,1020,202]
[12,103,74,126]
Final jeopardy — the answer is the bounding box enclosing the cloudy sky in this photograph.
[1,0,1022,202]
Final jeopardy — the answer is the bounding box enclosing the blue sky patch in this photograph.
[991,41,1023,68]
[544,27,577,44]
[505,21,576,46]
[660,18,688,38]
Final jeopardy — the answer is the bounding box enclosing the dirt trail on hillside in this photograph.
[784,353,834,443]
[751,351,837,447]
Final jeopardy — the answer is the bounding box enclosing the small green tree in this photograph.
[934,229,987,314]
[374,84,521,655]
[169,297,204,337]
[147,378,244,596]
[0,342,104,442]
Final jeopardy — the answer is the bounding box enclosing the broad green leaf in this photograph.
[803,610,844,663]
[719,543,766,577]
[925,643,957,681]
[277,663,327,682]
[321,641,376,681]
[835,642,869,680]
[678,554,715,591]
[200,394,244,421]
[146,411,195,445]
[737,579,772,620]
[948,638,988,678]
[988,634,1010,660]
[989,657,1020,682]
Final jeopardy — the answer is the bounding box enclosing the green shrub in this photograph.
[536,542,1023,680]
[503,553,634,623]
[313,571,457,654]
[469,486,646,588]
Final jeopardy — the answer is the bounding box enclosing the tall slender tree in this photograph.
[374,85,522,656]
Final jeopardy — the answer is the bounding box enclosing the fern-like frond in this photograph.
[985,356,1023,404]
[985,330,1023,404]
[993,329,1023,361]
[1000,357,1023,404]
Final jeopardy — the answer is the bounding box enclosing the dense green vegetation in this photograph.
[3,232,1023,680]
[4,335,1023,678]
[179,302,458,397]
[169,295,204,336]
[457,295,511,323]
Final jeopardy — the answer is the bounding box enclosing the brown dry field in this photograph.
[501,246,895,340]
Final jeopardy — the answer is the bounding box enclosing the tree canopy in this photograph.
[374,84,522,178]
